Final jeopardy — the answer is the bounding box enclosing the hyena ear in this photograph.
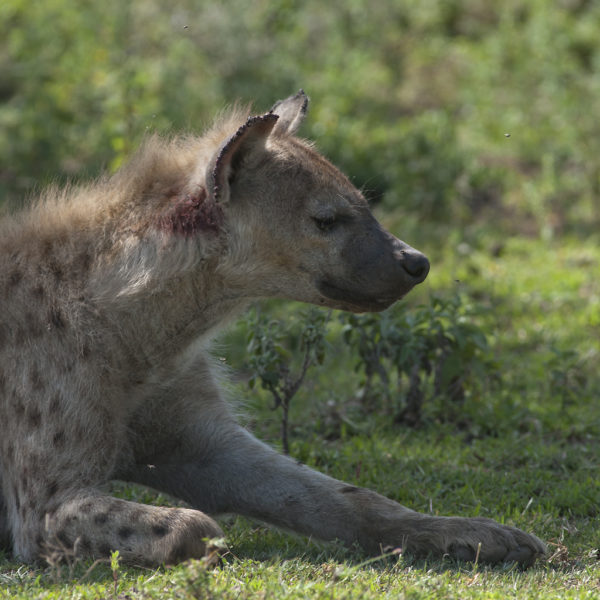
[270,89,309,136]
[207,113,279,203]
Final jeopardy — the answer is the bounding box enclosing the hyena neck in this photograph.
[89,229,248,363]
[111,285,247,366]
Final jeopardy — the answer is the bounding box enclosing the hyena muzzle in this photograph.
[0,91,545,567]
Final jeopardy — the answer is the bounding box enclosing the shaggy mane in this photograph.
[0,104,254,245]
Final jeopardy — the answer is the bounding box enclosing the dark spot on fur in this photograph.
[152,523,170,538]
[56,530,71,547]
[94,513,109,526]
[14,488,21,512]
[48,393,61,414]
[80,501,94,513]
[32,285,45,299]
[47,480,59,499]
[8,270,22,287]
[118,526,133,540]
[49,309,65,329]
[30,367,44,391]
[6,443,14,461]
[79,536,92,554]
[48,260,63,282]
[13,399,25,419]
[52,430,66,448]
[27,407,42,428]
[341,485,361,494]
[78,251,92,272]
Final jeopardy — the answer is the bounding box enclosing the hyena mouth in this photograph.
[317,280,403,312]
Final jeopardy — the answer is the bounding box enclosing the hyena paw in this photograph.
[45,499,225,567]
[440,517,546,567]
[156,508,225,566]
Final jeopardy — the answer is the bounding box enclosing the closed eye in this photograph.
[312,215,337,232]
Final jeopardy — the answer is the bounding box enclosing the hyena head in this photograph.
[203,90,429,312]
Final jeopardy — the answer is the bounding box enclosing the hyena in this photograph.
[0,91,545,567]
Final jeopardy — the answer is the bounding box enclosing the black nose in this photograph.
[401,249,430,283]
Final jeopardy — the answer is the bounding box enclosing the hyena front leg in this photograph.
[6,470,222,565]
[3,384,221,566]
[123,357,545,566]
[127,422,546,566]
[44,492,222,566]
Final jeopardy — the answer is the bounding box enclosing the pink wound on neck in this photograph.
[160,188,223,236]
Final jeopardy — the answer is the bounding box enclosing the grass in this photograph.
[3,554,599,600]
[1,426,599,599]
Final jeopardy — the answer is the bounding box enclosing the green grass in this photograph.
[3,552,599,600]
[2,429,599,599]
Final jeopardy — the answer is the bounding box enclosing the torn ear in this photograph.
[270,89,309,136]
[207,113,278,203]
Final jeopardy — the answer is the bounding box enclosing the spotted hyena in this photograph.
[0,91,545,567]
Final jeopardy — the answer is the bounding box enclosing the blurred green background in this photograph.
[2,0,600,235]
[1,0,599,428]
[1,0,598,433]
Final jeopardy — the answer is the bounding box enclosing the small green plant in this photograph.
[341,293,497,425]
[246,307,329,454]
[110,550,120,599]
[546,347,587,409]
